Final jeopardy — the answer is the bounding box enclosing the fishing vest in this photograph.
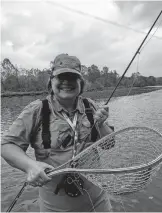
[41,98,99,149]
[41,98,114,197]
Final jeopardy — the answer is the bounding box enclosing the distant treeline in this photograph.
[1,58,162,93]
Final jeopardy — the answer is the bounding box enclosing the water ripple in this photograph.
[1,90,162,212]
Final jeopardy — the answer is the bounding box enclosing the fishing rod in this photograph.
[5,10,162,213]
[6,182,28,212]
[104,10,162,106]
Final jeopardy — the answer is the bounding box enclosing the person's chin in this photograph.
[60,90,77,99]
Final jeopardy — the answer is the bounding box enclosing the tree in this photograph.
[1,58,21,89]
[36,70,50,91]
[135,76,147,87]
[4,75,19,91]
[147,76,156,86]
[100,66,109,87]
[156,77,162,85]
[81,65,88,76]
[87,65,100,83]
[101,66,109,75]
[1,57,161,92]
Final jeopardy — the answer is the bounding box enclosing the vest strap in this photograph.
[82,98,98,142]
[41,99,51,149]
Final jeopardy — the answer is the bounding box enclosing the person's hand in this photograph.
[94,106,109,127]
[26,161,54,187]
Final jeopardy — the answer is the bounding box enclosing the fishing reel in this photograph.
[54,173,84,197]
[64,173,84,197]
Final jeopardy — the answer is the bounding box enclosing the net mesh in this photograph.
[68,127,162,194]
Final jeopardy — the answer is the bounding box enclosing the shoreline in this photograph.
[1,86,162,98]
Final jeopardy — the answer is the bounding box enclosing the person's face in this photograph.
[51,72,81,101]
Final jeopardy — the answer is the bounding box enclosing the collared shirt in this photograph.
[2,95,112,212]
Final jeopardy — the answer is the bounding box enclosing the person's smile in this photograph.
[59,85,75,92]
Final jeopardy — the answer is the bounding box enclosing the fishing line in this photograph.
[112,174,126,212]
[83,10,162,153]
[139,18,162,53]
[5,9,162,213]
[83,188,96,212]
[44,0,162,40]
[105,11,162,105]
[116,182,126,212]
[126,53,140,97]
[125,18,162,97]
[118,195,126,212]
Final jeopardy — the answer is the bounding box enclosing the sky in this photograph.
[1,0,162,77]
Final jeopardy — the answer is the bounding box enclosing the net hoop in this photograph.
[48,126,162,194]
[49,126,162,176]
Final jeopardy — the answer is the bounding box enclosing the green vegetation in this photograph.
[1,58,162,96]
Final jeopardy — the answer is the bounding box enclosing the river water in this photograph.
[1,90,162,212]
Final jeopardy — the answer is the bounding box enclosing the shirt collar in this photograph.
[46,95,84,114]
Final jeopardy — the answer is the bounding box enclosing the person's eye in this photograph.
[57,76,64,81]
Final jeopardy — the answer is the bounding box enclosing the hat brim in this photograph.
[53,68,82,77]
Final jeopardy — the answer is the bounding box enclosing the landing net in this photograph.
[70,127,162,194]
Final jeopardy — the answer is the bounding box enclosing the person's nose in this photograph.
[62,78,71,83]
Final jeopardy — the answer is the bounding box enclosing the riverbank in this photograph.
[83,86,162,100]
[1,86,162,99]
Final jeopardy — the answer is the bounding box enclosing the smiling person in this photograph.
[2,53,113,212]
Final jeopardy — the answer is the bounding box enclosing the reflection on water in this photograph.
[106,90,162,132]
[1,90,162,212]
